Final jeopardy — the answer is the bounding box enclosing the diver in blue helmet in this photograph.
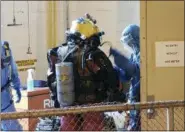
[109,24,140,131]
[1,41,22,131]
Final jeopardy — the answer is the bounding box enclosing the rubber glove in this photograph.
[15,89,21,103]
[110,47,136,78]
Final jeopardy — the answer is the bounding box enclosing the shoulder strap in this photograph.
[57,44,78,62]
[2,41,12,81]
[2,41,10,56]
[58,45,69,62]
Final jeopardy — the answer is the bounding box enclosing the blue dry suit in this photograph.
[1,41,22,131]
[110,25,140,131]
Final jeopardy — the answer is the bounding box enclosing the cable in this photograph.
[26,0,32,54]
[66,1,69,29]
[7,0,22,26]
[13,0,15,23]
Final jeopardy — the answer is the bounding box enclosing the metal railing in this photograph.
[1,100,184,131]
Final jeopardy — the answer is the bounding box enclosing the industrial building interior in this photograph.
[1,1,184,131]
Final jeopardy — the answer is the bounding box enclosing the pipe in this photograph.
[66,1,69,29]
[46,1,53,49]
[47,1,58,49]
[53,1,57,47]
[166,107,174,131]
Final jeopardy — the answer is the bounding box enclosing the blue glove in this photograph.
[15,89,21,103]
[114,66,129,82]
[110,48,136,78]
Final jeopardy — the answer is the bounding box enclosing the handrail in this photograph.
[1,100,184,120]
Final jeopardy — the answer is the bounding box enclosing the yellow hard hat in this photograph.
[69,17,100,39]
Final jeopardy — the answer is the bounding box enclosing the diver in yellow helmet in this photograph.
[46,14,121,131]
[58,14,107,131]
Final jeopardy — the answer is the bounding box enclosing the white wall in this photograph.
[115,1,140,45]
[1,1,48,85]
[66,1,140,56]
[1,1,140,85]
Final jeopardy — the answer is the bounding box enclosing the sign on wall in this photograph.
[16,59,37,67]
[155,41,184,67]
[16,59,37,72]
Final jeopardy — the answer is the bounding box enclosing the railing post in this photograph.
[166,107,174,131]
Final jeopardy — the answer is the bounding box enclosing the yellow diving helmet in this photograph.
[69,14,100,40]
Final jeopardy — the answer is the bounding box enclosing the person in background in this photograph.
[109,24,140,131]
[1,41,22,131]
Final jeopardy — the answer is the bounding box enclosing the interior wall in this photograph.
[140,1,184,130]
[1,1,48,85]
[141,1,184,102]
[66,1,140,58]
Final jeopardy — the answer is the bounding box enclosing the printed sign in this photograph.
[60,74,69,81]
[18,67,36,72]
[155,41,184,67]
[43,99,54,109]
[16,59,37,67]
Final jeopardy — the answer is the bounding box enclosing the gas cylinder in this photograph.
[55,62,75,107]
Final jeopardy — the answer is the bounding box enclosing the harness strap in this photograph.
[1,80,11,92]
[1,99,13,112]
[3,42,12,81]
